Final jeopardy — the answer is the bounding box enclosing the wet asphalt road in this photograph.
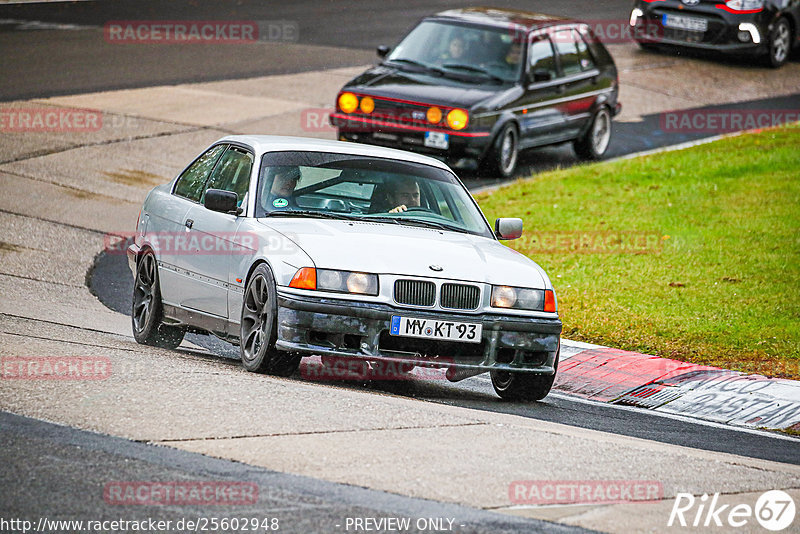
[2,411,593,534]
[3,1,800,529]
[89,247,800,467]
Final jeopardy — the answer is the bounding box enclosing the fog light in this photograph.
[427,106,442,124]
[359,96,375,114]
[738,30,751,42]
[738,23,761,44]
[630,8,643,26]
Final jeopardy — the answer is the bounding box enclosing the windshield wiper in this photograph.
[441,63,504,83]
[262,211,358,221]
[385,58,444,76]
[385,217,471,234]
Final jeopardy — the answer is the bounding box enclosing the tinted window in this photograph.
[528,37,557,80]
[574,30,596,70]
[256,152,493,238]
[203,146,253,207]
[552,30,582,76]
[386,20,523,83]
[174,144,226,202]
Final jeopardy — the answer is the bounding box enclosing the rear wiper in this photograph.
[385,58,444,76]
[442,63,504,83]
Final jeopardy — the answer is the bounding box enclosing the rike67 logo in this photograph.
[668,490,795,531]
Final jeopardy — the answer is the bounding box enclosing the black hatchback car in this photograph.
[330,8,621,178]
[630,0,799,67]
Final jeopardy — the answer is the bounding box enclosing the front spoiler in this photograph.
[276,291,562,376]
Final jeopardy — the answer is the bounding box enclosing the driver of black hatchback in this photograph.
[386,177,421,213]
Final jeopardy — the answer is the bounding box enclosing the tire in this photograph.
[765,18,791,68]
[485,123,519,178]
[636,40,657,51]
[131,250,185,349]
[574,106,612,160]
[240,263,300,376]
[490,351,559,401]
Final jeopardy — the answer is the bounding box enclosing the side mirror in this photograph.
[530,68,552,83]
[204,189,241,215]
[376,45,390,59]
[495,218,523,240]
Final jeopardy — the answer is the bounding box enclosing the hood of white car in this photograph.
[257,218,549,289]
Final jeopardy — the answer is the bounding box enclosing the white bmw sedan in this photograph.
[128,136,561,400]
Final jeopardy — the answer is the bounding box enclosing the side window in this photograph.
[528,37,557,80]
[552,30,582,76]
[575,30,596,71]
[203,146,254,207]
[174,144,226,202]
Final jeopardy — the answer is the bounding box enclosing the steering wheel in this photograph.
[401,206,431,213]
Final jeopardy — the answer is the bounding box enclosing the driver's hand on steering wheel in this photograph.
[388,205,408,213]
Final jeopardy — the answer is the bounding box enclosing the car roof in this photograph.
[431,7,574,32]
[217,135,453,172]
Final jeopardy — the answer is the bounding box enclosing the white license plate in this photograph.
[390,316,481,343]
[662,14,707,32]
[424,131,449,149]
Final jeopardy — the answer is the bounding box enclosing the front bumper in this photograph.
[275,291,562,375]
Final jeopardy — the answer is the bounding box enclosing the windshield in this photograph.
[386,20,524,84]
[256,151,494,239]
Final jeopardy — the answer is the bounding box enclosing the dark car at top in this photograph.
[630,0,800,67]
[330,8,621,178]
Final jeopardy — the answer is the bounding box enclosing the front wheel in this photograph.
[485,123,519,178]
[574,107,612,160]
[490,354,558,402]
[766,18,791,68]
[240,263,300,376]
[131,250,185,349]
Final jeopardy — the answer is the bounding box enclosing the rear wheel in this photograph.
[240,264,300,376]
[766,18,791,68]
[131,250,185,349]
[490,352,559,401]
[574,107,612,160]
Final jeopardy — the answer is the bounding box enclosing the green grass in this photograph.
[476,125,800,379]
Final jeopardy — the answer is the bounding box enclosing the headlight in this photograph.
[446,108,468,130]
[338,92,359,114]
[291,267,378,296]
[724,0,764,11]
[491,286,557,312]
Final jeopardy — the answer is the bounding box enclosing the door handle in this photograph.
[185,219,194,229]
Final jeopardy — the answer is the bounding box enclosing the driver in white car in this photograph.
[387,177,421,213]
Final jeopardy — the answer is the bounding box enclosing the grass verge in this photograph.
[476,125,800,379]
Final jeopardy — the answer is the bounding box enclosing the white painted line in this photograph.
[546,392,800,443]
[471,374,800,438]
